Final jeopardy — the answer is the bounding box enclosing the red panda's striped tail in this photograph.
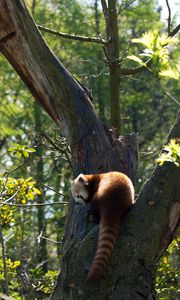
[87,216,119,282]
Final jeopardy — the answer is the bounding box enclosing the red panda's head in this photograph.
[71,174,89,205]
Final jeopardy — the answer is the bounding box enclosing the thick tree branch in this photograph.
[38,25,107,44]
[0,1,113,169]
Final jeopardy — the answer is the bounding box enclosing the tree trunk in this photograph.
[31,0,48,268]
[0,1,179,299]
[33,103,48,273]
[94,0,105,122]
[101,0,121,130]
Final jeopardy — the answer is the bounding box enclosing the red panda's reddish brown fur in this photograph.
[71,171,134,282]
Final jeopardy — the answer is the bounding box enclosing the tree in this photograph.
[0,1,179,299]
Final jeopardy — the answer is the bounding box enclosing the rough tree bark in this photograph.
[0,1,179,300]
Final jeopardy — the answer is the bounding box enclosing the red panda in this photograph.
[71,171,134,282]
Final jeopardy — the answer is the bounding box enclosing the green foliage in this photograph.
[0,205,15,228]
[156,238,180,299]
[27,267,59,294]
[0,257,20,291]
[127,30,179,78]
[8,143,36,158]
[0,258,20,280]
[0,176,41,205]
[35,269,59,294]
[156,139,180,167]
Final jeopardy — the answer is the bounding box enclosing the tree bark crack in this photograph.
[0,31,16,44]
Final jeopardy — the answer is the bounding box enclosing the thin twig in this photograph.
[38,25,107,44]
[39,235,62,244]
[168,23,180,38]
[166,0,171,34]
[120,58,151,75]
[0,201,68,208]
[164,90,180,106]
[0,189,19,206]
[37,180,67,197]
[160,84,180,106]
[2,163,25,177]
[157,77,180,106]
[40,131,73,170]
[118,0,136,14]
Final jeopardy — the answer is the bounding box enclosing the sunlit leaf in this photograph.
[160,66,180,80]
[127,55,143,65]
[156,139,180,167]
[33,187,41,195]
[22,150,29,157]
[130,30,178,79]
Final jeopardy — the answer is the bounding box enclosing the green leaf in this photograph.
[12,260,21,268]
[127,55,143,65]
[22,150,29,157]
[156,139,180,167]
[33,187,42,195]
[160,66,180,80]
[26,148,36,153]
[130,30,178,79]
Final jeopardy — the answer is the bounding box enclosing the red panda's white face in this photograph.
[71,174,89,205]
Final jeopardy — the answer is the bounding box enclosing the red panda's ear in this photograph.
[78,174,89,185]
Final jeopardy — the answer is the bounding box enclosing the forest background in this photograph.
[0,0,179,299]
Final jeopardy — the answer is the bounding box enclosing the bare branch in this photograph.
[39,131,73,170]
[0,201,68,208]
[2,163,25,177]
[38,234,62,244]
[37,180,67,197]
[120,58,151,75]
[160,84,180,106]
[38,25,107,44]
[168,23,180,37]
[166,0,171,34]
[165,90,180,106]
[118,0,136,14]
[0,189,19,206]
